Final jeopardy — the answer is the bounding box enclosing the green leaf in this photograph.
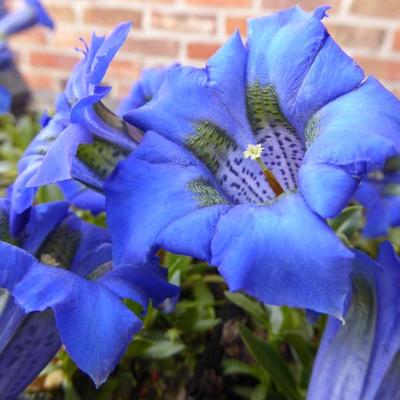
[238,324,302,400]
[223,359,259,378]
[329,205,363,237]
[225,292,270,328]
[141,340,185,359]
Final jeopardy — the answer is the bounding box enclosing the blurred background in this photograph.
[7,0,400,109]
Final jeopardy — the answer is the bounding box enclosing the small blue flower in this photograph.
[354,156,400,237]
[308,242,400,400]
[10,23,142,234]
[0,198,179,397]
[117,63,180,116]
[105,6,400,317]
[0,0,54,37]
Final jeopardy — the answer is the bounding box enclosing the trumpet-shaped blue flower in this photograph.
[0,198,179,398]
[117,63,180,116]
[0,0,54,37]
[107,6,400,318]
[308,242,400,400]
[355,156,400,237]
[10,23,142,234]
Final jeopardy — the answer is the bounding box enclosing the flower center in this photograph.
[244,144,284,197]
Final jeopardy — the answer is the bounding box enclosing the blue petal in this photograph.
[87,22,131,86]
[248,7,364,134]
[308,250,378,400]
[292,36,364,134]
[355,178,400,237]
[0,242,37,290]
[157,205,231,261]
[105,130,223,265]
[11,111,68,215]
[298,163,359,218]
[58,180,105,215]
[26,124,92,187]
[0,307,60,400]
[211,193,353,318]
[21,201,70,254]
[14,264,142,387]
[0,0,53,37]
[124,32,254,149]
[99,264,180,310]
[117,63,179,116]
[65,213,111,277]
[308,243,400,400]
[25,0,54,29]
[0,85,11,114]
[300,77,400,218]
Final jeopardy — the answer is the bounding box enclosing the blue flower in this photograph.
[0,84,10,113]
[354,156,400,237]
[117,63,180,116]
[106,6,400,318]
[0,198,179,397]
[10,23,142,234]
[308,242,400,400]
[0,0,54,37]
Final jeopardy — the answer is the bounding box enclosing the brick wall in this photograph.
[7,0,400,109]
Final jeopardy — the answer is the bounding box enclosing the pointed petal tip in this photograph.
[313,5,331,20]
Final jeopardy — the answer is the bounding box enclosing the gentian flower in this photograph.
[10,22,141,234]
[117,63,179,116]
[0,197,179,397]
[308,242,400,400]
[354,156,400,237]
[106,6,400,318]
[0,84,10,113]
[0,0,54,38]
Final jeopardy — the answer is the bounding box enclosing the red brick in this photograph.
[30,52,78,71]
[352,0,400,18]
[187,42,221,59]
[9,28,47,46]
[106,59,142,79]
[263,0,340,12]
[355,56,400,81]
[186,0,251,7]
[50,30,91,50]
[226,16,249,36]
[46,5,75,23]
[394,30,400,51]
[84,7,142,28]
[152,11,216,34]
[24,73,55,90]
[327,23,385,50]
[124,38,179,57]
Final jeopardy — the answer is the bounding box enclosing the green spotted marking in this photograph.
[0,211,14,245]
[186,121,235,174]
[77,138,130,180]
[187,178,228,207]
[246,83,293,133]
[305,114,320,148]
[37,223,81,269]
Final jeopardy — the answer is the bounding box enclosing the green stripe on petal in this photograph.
[77,138,130,180]
[246,83,293,133]
[187,178,228,207]
[37,223,81,268]
[186,121,235,174]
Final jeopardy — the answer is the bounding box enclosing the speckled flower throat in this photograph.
[185,83,305,205]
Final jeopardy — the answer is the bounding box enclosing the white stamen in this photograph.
[243,144,264,160]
